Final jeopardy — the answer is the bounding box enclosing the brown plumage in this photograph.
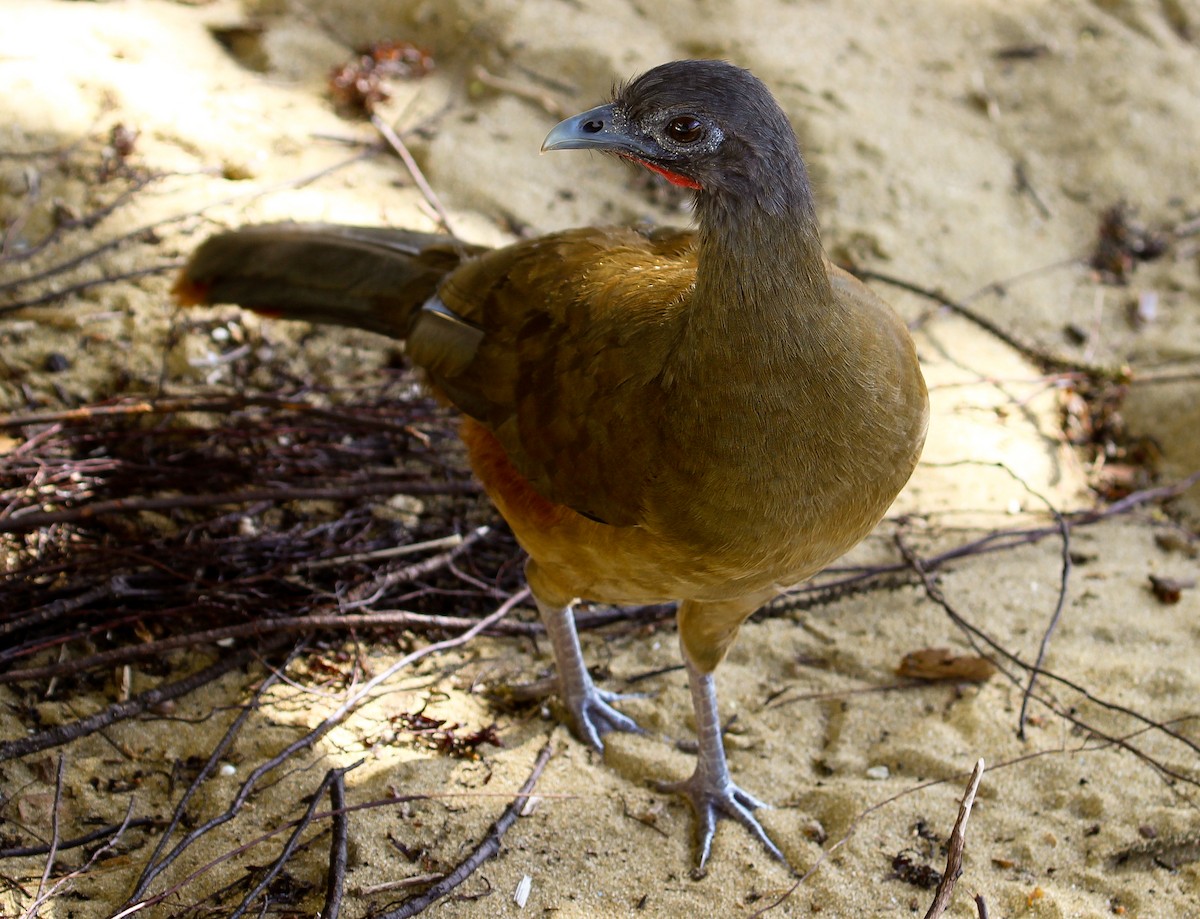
[176,59,929,868]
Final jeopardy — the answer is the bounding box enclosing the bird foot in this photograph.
[563,685,645,752]
[656,771,786,870]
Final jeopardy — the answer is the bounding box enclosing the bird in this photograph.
[175,59,929,869]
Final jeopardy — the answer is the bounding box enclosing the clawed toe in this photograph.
[567,687,646,751]
[657,772,786,869]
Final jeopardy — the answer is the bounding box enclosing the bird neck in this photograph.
[690,166,834,351]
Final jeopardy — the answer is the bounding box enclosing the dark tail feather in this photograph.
[174,223,482,340]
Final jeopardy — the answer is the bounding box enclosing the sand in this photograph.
[1,0,1198,916]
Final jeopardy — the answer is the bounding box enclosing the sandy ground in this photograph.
[2,0,1199,917]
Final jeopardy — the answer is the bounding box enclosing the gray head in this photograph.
[543,60,811,214]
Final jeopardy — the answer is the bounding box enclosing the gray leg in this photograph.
[536,596,644,751]
[658,649,786,869]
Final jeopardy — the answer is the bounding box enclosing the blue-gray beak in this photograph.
[541,103,646,155]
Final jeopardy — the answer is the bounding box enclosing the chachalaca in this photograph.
[175,59,929,868]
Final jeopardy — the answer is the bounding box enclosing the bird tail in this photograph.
[174,223,482,339]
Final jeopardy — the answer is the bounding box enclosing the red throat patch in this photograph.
[630,157,702,190]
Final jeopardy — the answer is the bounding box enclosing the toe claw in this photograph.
[567,687,645,752]
[658,774,787,869]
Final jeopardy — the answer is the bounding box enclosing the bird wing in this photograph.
[410,225,698,527]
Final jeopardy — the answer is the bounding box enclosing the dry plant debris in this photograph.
[329,40,437,117]
[896,647,997,683]
[1088,202,1169,285]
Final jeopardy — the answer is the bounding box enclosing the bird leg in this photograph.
[534,596,644,750]
[658,650,787,869]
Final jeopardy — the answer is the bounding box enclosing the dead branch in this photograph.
[117,591,524,915]
[923,758,985,919]
[470,66,569,118]
[0,148,374,301]
[751,713,1189,918]
[25,754,66,919]
[371,114,457,240]
[0,393,433,436]
[129,647,302,900]
[228,762,362,919]
[0,607,524,687]
[322,765,350,919]
[937,460,1076,741]
[1,170,189,267]
[376,739,554,918]
[1019,505,1070,740]
[18,797,138,919]
[857,265,1127,382]
[0,643,271,761]
[769,469,1200,619]
[0,477,479,535]
[0,816,161,860]
[895,534,1200,786]
[0,262,185,313]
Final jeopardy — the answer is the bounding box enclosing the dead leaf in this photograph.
[897,647,996,683]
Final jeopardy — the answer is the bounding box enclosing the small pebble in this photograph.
[866,764,890,780]
[43,352,71,373]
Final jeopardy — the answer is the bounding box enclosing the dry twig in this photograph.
[371,114,457,240]
[228,762,362,919]
[115,590,525,916]
[0,644,271,761]
[923,759,985,919]
[322,765,351,919]
[895,532,1200,785]
[376,739,554,918]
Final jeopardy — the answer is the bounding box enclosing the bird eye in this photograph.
[665,115,704,144]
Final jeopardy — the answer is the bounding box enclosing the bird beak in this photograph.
[541,103,649,156]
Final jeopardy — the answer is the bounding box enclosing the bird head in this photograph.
[542,60,808,215]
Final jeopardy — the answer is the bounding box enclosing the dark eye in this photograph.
[665,115,704,143]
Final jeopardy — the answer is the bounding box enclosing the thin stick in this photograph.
[1019,507,1071,740]
[341,527,492,605]
[0,149,374,297]
[751,714,1190,917]
[26,754,66,918]
[0,263,185,313]
[0,392,431,433]
[115,590,524,916]
[0,816,160,859]
[768,470,1200,617]
[470,66,568,118]
[321,766,350,919]
[923,758,985,919]
[0,603,529,688]
[938,460,1076,741]
[370,114,457,240]
[0,478,479,535]
[130,647,300,900]
[229,763,361,919]
[18,798,137,917]
[305,531,473,569]
[0,644,266,761]
[857,265,1125,382]
[0,581,117,638]
[895,536,1200,781]
[376,739,554,919]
